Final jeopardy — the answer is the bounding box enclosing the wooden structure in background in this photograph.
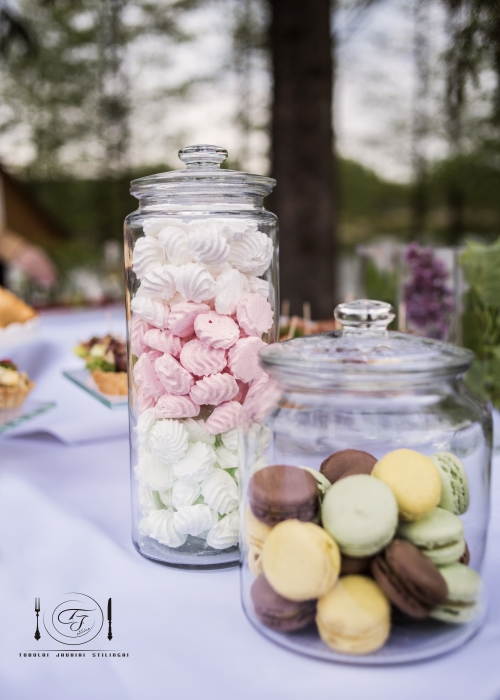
[0,164,67,247]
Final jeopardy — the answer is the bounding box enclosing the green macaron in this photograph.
[300,466,332,498]
[321,474,398,557]
[430,562,482,624]
[430,452,470,515]
[397,507,465,566]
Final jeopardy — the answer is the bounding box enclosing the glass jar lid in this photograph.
[130,144,276,199]
[260,300,474,387]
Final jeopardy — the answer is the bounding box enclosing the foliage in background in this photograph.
[460,237,500,409]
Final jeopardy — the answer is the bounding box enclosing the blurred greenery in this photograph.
[460,238,500,409]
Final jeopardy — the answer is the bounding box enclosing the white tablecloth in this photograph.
[1,309,500,700]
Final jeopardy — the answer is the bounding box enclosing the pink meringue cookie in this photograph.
[190,372,239,407]
[180,339,227,377]
[168,302,211,338]
[133,350,164,397]
[236,293,274,337]
[130,316,152,357]
[138,388,157,412]
[228,337,266,383]
[144,328,182,358]
[194,310,239,350]
[155,354,194,395]
[233,378,249,403]
[243,372,281,424]
[155,394,200,419]
[205,401,242,434]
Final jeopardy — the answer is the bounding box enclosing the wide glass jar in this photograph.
[125,144,278,568]
[240,299,491,663]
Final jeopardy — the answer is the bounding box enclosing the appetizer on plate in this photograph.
[0,358,35,409]
[74,334,128,395]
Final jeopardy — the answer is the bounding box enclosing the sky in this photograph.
[0,0,452,184]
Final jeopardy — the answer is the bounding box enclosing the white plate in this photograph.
[0,317,40,349]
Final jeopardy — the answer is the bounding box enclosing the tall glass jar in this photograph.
[125,144,278,568]
[240,300,491,663]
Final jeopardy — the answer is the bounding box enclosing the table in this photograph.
[1,308,499,700]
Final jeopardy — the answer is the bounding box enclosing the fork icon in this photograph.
[34,598,41,641]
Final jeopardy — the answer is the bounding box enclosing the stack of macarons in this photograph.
[245,448,482,656]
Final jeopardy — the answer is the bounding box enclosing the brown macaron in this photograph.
[251,574,316,632]
[341,555,373,576]
[320,449,377,485]
[371,540,448,619]
[249,465,319,527]
[459,541,470,566]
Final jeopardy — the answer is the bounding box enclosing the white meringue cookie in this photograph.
[202,261,232,278]
[206,510,239,549]
[139,508,187,548]
[201,469,239,515]
[217,218,258,241]
[214,268,250,315]
[131,296,169,328]
[228,231,273,276]
[175,263,216,303]
[158,226,192,266]
[132,236,164,279]
[134,407,157,447]
[215,445,239,470]
[136,450,175,491]
[187,225,230,265]
[158,489,174,507]
[171,480,201,508]
[149,419,189,465]
[221,428,239,451]
[138,265,177,300]
[143,218,174,237]
[248,422,273,455]
[138,486,163,514]
[181,418,216,446]
[173,504,217,537]
[172,442,217,483]
[251,455,269,473]
[245,275,270,300]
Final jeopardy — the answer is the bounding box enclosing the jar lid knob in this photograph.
[178,144,228,169]
[334,299,395,332]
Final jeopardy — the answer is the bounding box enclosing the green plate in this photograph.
[63,369,128,409]
[0,399,56,435]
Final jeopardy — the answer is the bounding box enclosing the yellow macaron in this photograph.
[244,506,272,552]
[261,520,341,601]
[316,576,390,655]
[372,448,442,521]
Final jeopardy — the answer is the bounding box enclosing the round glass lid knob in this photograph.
[334,299,395,332]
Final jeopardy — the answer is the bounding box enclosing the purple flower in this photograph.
[404,244,454,340]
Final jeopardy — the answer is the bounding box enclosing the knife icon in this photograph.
[107,598,113,641]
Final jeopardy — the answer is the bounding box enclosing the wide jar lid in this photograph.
[130,144,276,199]
[260,300,474,387]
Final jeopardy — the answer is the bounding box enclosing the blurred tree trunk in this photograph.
[269,0,336,319]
